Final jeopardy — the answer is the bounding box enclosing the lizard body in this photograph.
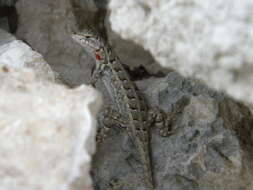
[72,30,155,190]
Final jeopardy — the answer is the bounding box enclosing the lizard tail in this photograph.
[143,158,155,190]
[139,143,155,190]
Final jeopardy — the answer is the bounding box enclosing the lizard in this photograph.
[71,29,172,190]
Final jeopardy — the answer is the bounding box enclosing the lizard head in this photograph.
[71,29,107,63]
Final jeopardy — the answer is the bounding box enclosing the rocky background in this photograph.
[0,0,253,190]
[109,0,253,105]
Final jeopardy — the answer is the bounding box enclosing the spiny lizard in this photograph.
[71,29,172,190]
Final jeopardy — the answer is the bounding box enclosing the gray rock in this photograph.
[0,3,18,33]
[106,24,165,75]
[16,0,93,86]
[0,0,17,6]
[92,72,253,190]
[0,18,8,31]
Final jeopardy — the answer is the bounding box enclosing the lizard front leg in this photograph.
[90,65,102,86]
[90,60,106,86]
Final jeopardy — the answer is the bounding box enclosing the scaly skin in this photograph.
[72,29,155,190]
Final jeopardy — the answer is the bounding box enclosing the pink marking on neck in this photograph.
[95,52,102,60]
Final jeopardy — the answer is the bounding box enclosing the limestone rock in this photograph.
[109,0,253,104]
[0,29,102,190]
[0,29,55,82]
[0,65,101,190]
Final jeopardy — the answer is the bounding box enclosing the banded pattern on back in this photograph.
[106,48,147,130]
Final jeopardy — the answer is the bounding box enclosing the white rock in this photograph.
[0,29,55,82]
[0,66,101,190]
[109,0,253,104]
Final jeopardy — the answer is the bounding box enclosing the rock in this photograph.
[106,24,164,75]
[0,0,16,6]
[0,65,102,190]
[0,3,18,33]
[92,72,253,190]
[109,0,253,104]
[16,0,93,86]
[70,0,104,35]
[0,29,55,81]
[0,18,8,32]
[0,29,102,190]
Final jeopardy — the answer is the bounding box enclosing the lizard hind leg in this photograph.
[96,106,128,144]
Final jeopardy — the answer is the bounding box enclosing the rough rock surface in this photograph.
[0,29,55,81]
[0,65,101,190]
[109,0,253,104]
[92,72,253,190]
